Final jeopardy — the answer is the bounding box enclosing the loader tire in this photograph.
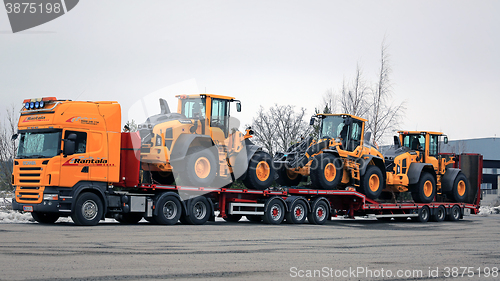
[178,147,216,187]
[449,173,469,202]
[411,172,436,203]
[310,154,342,190]
[243,151,275,190]
[360,166,384,200]
[276,166,302,187]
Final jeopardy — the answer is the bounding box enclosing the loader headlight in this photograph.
[156,135,162,146]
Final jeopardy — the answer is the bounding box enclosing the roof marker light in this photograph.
[39,101,44,108]
[30,102,34,109]
[35,101,40,108]
[25,102,30,109]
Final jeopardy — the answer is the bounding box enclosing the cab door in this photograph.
[60,130,89,187]
[210,98,229,144]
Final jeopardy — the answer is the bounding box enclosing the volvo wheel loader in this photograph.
[383,131,470,203]
[273,114,386,199]
[138,94,274,190]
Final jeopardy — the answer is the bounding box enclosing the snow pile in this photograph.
[479,205,500,216]
[0,210,34,223]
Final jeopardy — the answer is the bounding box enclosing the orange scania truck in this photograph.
[12,97,482,226]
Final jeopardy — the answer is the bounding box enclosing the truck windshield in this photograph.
[16,130,62,159]
[181,98,206,119]
[320,116,346,139]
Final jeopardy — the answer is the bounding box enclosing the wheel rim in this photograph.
[423,180,433,197]
[453,207,460,219]
[163,201,178,220]
[193,201,207,219]
[294,205,305,221]
[270,204,282,221]
[286,169,298,180]
[421,208,428,220]
[82,200,98,221]
[438,207,445,220]
[369,174,380,192]
[194,157,211,179]
[457,180,466,196]
[256,161,270,181]
[324,163,336,182]
[316,206,326,220]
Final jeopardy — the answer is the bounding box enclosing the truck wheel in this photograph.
[71,192,103,226]
[446,205,461,221]
[310,154,342,190]
[223,214,242,222]
[450,173,469,202]
[246,215,262,222]
[32,212,60,224]
[243,152,275,190]
[154,196,182,225]
[431,205,446,222]
[276,166,302,187]
[285,200,308,224]
[411,172,436,203]
[307,199,330,225]
[360,166,384,200]
[115,213,143,224]
[184,196,210,225]
[180,147,216,187]
[263,198,285,225]
[412,206,430,223]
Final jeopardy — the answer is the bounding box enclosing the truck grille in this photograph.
[19,168,41,183]
[16,186,45,203]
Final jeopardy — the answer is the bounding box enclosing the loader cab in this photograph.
[317,114,365,152]
[399,131,446,170]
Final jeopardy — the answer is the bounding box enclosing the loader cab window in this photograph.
[64,131,87,154]
[346,120,363,151]
[320,115,345,140]
[402,134,425,151]
[429,135,439,156]
[211,99,229,137]
[182,98,206,119]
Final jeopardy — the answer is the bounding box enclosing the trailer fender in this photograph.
[170,134,216,173]
[72,181,108,219]
[264,196,288,213]
[441,168,461,193]
[207,197,216,222]
[408,163,436,185]
[153,192,186,217]
[285,196,310,212]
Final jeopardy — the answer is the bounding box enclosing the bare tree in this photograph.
[251,104,312,156]
[340,64,370,118]
[123,119,138,132]
[321,88,336,114]
[366,40,406,144]
[0,105,19,191]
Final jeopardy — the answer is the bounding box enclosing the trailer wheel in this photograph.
[263,198,285,225]
[285,200,308,224]
[446,205,461,221]
[184,196,210,225]
[276,166,302,187]
[71,192,103,226]
[154,196,182,225]
[223,214,242,222]
[31,212,60,224]
[180,147,216,187]
[450,173,469,202]
[412,206,430,223]
[308,199,330,225]
[430,205,446,222]
[115,213,144,224]
[360,166,384,200]
[411,172,436,203]
[310,154,342,189]
[243,151,275,190]
[246,215,262,222]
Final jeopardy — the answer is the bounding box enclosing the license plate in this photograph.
[23,206,33,212]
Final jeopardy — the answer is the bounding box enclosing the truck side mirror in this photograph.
[309,117,315,126]
[63,133,77,156]
[236,102,241,112]
[11,133,18,141]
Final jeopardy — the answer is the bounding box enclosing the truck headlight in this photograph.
[43,194,59,201]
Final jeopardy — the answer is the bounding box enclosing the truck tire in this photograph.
[179,147,216,187]
[446,205,461,221]
[449,173,469,202]
[307,199,329,225]
[71,192,103,226]
[243,151,275,190]
[411,172,436,203]
[223,214,242,222]
[310,154,342,190]
[184,196,210,225]
[412,206,430,223]
[430,205,446,222]
[246,215,262,222]
[276,166,302,187]
[360,166,384,200]
[263,198,285,225]
[154,195,182,225]
[115,213,143,224]
[31,212,60,224]
[285,200,308,224]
